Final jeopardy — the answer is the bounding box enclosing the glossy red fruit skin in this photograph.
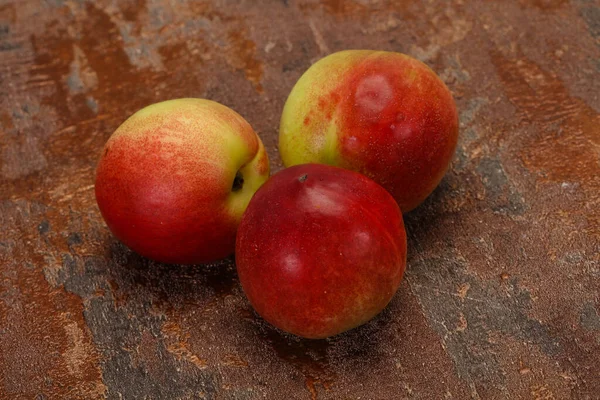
[236,164,407,339]
[335,55,458,211]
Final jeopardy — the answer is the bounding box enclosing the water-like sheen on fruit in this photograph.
[236,164,407,339]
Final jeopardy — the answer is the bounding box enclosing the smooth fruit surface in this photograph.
[279,50,459,212]
[236,164,407,339]
[95,98,269,264]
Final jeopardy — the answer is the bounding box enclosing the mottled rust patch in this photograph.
[0,3,16,24]
[120,0,147,22]
[227,29,264,93]
[524,0,569,11]
[0,112,13,130]
[162,321,209,369]
[299,0,368,16]
[0,201,106,398]
[188,1,265,92]
[491,50,600,236]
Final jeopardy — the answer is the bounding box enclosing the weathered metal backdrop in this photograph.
[0,0,599,399]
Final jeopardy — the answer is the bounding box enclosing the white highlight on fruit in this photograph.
[355,74,393,116]
[282,253,302,277]
[300,184,347,217]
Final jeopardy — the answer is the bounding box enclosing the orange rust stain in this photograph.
[304,376,333,400]
[305,376,319,400]
[0,3,17,23]
[30,1,183,128]
[299,0,367,16]
[0,111,14,130]
[457,282,470,300]
[321,0,367,15]
[491,50,600,235]
[107,278,128,308]
[221,354,249,367]
[522,0,568,11]
[161,320,208,369]
[120,0,147,22]
[157,39,211,76]
[531,384,556,399]
[0,299,7,395]
[227,29,264,93]
[30,29,76,123]
[29,2,174,173]
[520,366,532,374]
[76,3,145,108]
[30,2,140,136]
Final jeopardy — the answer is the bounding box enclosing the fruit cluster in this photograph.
[95,50,458,339]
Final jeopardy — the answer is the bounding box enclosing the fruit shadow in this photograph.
[402,176,455,265]
[102,240,240,314]
[104,239,396,378]
[247,296,399,387]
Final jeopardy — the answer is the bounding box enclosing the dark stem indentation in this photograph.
[298,174,308,182]
[232,171,244,192]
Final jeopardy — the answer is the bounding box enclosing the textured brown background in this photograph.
[1,0,599,399]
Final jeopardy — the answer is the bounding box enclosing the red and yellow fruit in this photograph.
[95,98,269,264]
[279,50,459,212]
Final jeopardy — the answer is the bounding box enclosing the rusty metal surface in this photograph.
[0,0,599,398]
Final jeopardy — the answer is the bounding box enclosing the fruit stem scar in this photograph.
[232,171,244,191]
[298,174,308,182]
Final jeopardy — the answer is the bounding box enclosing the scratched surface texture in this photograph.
[0,0,599,399]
